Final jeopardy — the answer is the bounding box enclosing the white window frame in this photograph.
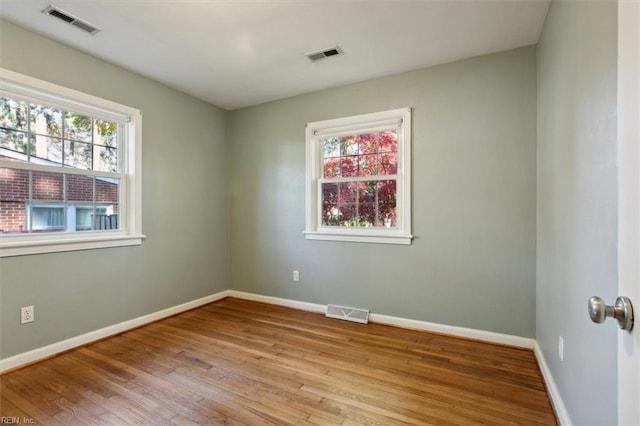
[304,108,412,245]
[0,68,144,257]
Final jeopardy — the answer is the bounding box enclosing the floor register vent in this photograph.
[326,304,369,324]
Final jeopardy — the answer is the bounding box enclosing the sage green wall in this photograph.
[0,20,228,358]
[536,1,618,424]
[228,47,537,337]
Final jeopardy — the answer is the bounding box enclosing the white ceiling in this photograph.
[0,1,550,110]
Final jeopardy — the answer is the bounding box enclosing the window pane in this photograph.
[322,204,339,226]
[339,204,357,224]
[94,120,118,172]
[29,134,62,165]
[357,181,377,204]
[32,206,64,231]
[379,152,398,175]
[321,182,338,205]
[340,156,358,177]
[74,206,94,231]
[96,177,119,204]
[0,97,29,131]
[0,128,28,158]
[323,157,340,178]
[0,167,28,233]
[379,130,398,153]
[93,204,119,230]
[338,182,357,203]
[93,145,117,172]
[30,104,62,138]
[32,171,64,201]
[64,112,92,143]
[357,133,377,155]
[322,137,340,158]
[358,154,378,176]
[66,174,94,203]
[64,140,92,169]
[95,120,118,150]
[340,135,358,156]
[378,180,397,228]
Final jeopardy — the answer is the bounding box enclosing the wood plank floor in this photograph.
[1,298,557,425]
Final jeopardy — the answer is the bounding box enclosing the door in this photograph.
[617,1,640,424]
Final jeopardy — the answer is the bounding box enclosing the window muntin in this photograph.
[0,68,143,257]
[305,108,412,245]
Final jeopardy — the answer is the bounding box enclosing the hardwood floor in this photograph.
[1,298,557,425]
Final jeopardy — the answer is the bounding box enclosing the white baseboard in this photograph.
[227,290,535,349]
[533,342,571,425]
[369,312,535,349]
[227,290,327,314]
[0,290,230,374]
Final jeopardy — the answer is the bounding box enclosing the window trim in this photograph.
[304,108,412,245]
[0,68,144,257]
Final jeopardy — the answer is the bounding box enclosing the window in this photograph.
[0,68,143,257]
[305,108,412,244]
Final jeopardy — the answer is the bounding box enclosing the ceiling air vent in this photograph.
[42,5,101,35]
[306,46,343,63]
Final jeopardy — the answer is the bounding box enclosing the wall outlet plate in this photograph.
[558,336,564,361]
[293,270,300,282]
[21,306,34,324]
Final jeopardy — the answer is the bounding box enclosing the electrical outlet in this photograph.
[558,336,564,361]
[21,306,34,324]
[293,270,300,282]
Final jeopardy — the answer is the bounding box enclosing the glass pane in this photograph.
[322,204,339,226]
[0,97,29,131]
[358,154,378,176]
[0,128,28,158]
[0,168,28,234]
[32,171,64,201]
[64,112,92,143]
[74,206,94,231]
[93,145,117,172]
[322,137,340,158]
[378,180,397,228]
[321,182,338,205]
[32,205,64,232]
[357,181,377,204]
[95,120,118,150]
[66,174,94,203]
[64,140,92,170]
[378,203,397,228]
[92,204,119,230]
[96,177,119,204]
[338,182,357,203]
[340,135,358,156]
[359,202,377,226]
[340,156,358,177]
[30,104,63,138]
[357,133,377,155]
[29,135,62,165]
[338,204,357,224]
[322,157,340,178]
[379,152,398,175]
[378,130,398,153]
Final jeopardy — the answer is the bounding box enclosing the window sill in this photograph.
[303,230,412,245]
[0,232,146,257]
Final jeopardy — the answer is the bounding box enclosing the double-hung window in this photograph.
[0,68,143,257]
[305,108,412,244]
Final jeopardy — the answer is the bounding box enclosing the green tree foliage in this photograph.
[0,96,117,172]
